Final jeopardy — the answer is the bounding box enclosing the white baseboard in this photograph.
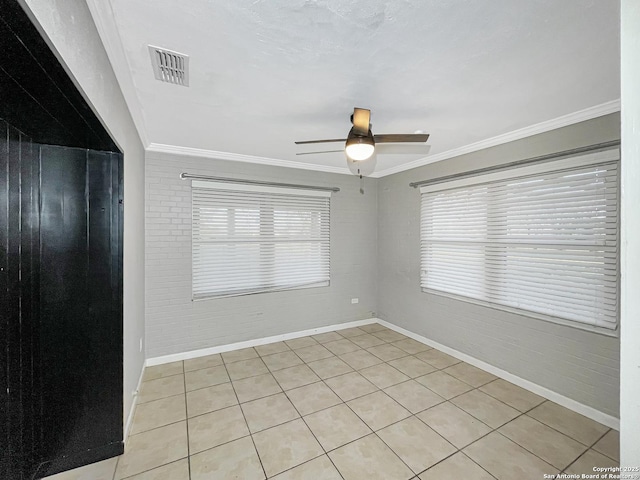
[143,316,619,431]
[376,319,620,431]
[145,318,377,367]
[123,364,145,442]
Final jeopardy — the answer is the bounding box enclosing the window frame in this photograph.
[191,181,331,300]
[419,148,620,336]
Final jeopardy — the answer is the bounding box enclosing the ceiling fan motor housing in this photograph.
[345,128,375,161]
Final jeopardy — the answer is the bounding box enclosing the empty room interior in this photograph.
[2,0,639,479]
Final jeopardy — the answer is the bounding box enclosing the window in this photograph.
[420,148,619,331]
[192,181,330,299]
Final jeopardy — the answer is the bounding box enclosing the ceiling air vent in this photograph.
[148,45,189,86]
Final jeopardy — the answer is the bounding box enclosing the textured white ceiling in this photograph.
[91,0,620,176]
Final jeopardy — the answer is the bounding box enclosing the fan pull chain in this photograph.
[360,174,364,195]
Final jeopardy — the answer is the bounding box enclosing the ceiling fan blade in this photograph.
[296,150,343,156]
[352,108,371,136]
[295,138,347,145]
[375,144,432,155]
[374,133,430,143]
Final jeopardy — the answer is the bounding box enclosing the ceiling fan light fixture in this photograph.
[345,133,375,161]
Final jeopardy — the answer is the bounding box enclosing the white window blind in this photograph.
[420,148,619,331]
[192,181,330,299]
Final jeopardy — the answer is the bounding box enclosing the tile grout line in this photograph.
[559,427,616,475]
[412,449,500,480]
[134,390,186,407]
[408,367,614,460]
[337,386,431,477]
[180,360,192,480]
[294,336,441,474]
[386,385,604,479]
[503,400,609,452]
[116,364,190,479]
[462,396,601,475]
[111,448,120,480]
[268,358,346,479]
[409,396,543,478]
[463,394,563,467]
[125,413,299,470]
[589,430,619,463]
[460,451,501,480]
[262,396,383,477]
[254,326,380,480]
[224,362,269,480]
[118,459,187,480]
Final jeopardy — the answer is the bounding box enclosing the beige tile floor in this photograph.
[45,323,619,480]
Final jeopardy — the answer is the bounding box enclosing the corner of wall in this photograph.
[375,113,622,419]
[620,0,640,465]
[21,0,147,432]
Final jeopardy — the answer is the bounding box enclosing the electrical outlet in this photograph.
[351,298,359,304]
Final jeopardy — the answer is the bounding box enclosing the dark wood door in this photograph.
[1,128,124,479]
[35,145,124,477]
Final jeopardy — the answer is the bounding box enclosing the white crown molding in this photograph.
[147,142,353,175]
[85,0,150,147]
[147,100,619,179]
[371,99,621,178]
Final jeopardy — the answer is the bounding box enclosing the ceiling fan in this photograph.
[295,107,430,185]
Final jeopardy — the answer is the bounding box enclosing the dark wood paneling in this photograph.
[6,125,22,467]
[18,130,39,476]
[6,125,28,477]
[0,0,118,152]
[35,146,123,478]
[1,120,11,480]
[0,1,125,477]
[39,145,90,458]
[86,150,122,446]
[2,137,124,480]
[1,121,41,479]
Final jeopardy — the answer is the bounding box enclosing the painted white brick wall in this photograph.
[145,151,378,357]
